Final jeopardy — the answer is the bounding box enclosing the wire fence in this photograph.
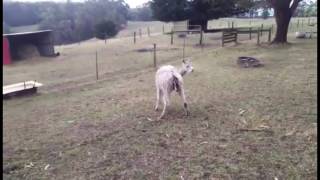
[4,17,317,92]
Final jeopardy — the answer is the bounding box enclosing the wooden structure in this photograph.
[3,81,43,99]
[222,30,237,46]
[236,27,272,43]
[172,20,189,32]
[3,37,11,65]
[171,23,203,45]
[3,30,56,63]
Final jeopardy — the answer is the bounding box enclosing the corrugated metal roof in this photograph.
[3,30,52,37]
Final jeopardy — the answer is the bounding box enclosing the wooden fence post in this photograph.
[95,51,98,80]
[163,24,165,34]
[235,30,238,43]
[257,29,260,45]
[148,27,150,37]
[171,30,173,45]
[199,28,203,45]
[268,28,271,42]
[222,31,224,47]
[139,29,142,38]
[260,24,263,36]
[271,24,274,34]
[183,37,185,59]
[249,27,252,40]
[153,44,157,68]
[289,22,291,31]
[134,32,136,44]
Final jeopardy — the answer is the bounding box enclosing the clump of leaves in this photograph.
[94,20,118,40]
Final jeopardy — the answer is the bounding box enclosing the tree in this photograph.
[94,20,118,41]
[266,0,303,43]
[129,3,154,21]
[293,0,307,16]
[151,0,254,31]
[150,0,190,22]
[4,2,41,26]
[189,0,254,30]
[4,0,129,44]
[305,1,317,17]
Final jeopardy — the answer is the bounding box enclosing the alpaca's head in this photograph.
[182,58,194,74]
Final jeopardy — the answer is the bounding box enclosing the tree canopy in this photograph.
[94,20,118,40]
[128,3,154,21]
[150,0,255,30]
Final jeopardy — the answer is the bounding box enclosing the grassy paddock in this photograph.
[3,19,317,179]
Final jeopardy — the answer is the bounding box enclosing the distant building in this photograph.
[3,30,57,65]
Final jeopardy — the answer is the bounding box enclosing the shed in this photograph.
[3,37,11,65]
[3,30,56,64]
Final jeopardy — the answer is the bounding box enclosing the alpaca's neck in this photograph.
[179,68,187,76]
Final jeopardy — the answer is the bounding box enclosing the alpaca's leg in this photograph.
[159,94,167,119]
[178,85,190,116]
[155,88,161,111]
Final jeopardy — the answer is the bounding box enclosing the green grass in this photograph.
[3,18,317,179]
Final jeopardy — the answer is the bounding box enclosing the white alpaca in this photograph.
[155,59,194,119]
[295,32,312,39]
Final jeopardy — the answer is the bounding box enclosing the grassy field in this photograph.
[3,18,317,179]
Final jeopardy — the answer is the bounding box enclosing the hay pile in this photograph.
[17,44,40,59]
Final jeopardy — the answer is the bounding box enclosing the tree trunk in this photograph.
[199,20,208,32]
[189,19,208,31]
[273,8,292,43]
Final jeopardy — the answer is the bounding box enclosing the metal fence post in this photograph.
[199,27,203,45]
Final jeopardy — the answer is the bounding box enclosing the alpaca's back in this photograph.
[156,65,183,86]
